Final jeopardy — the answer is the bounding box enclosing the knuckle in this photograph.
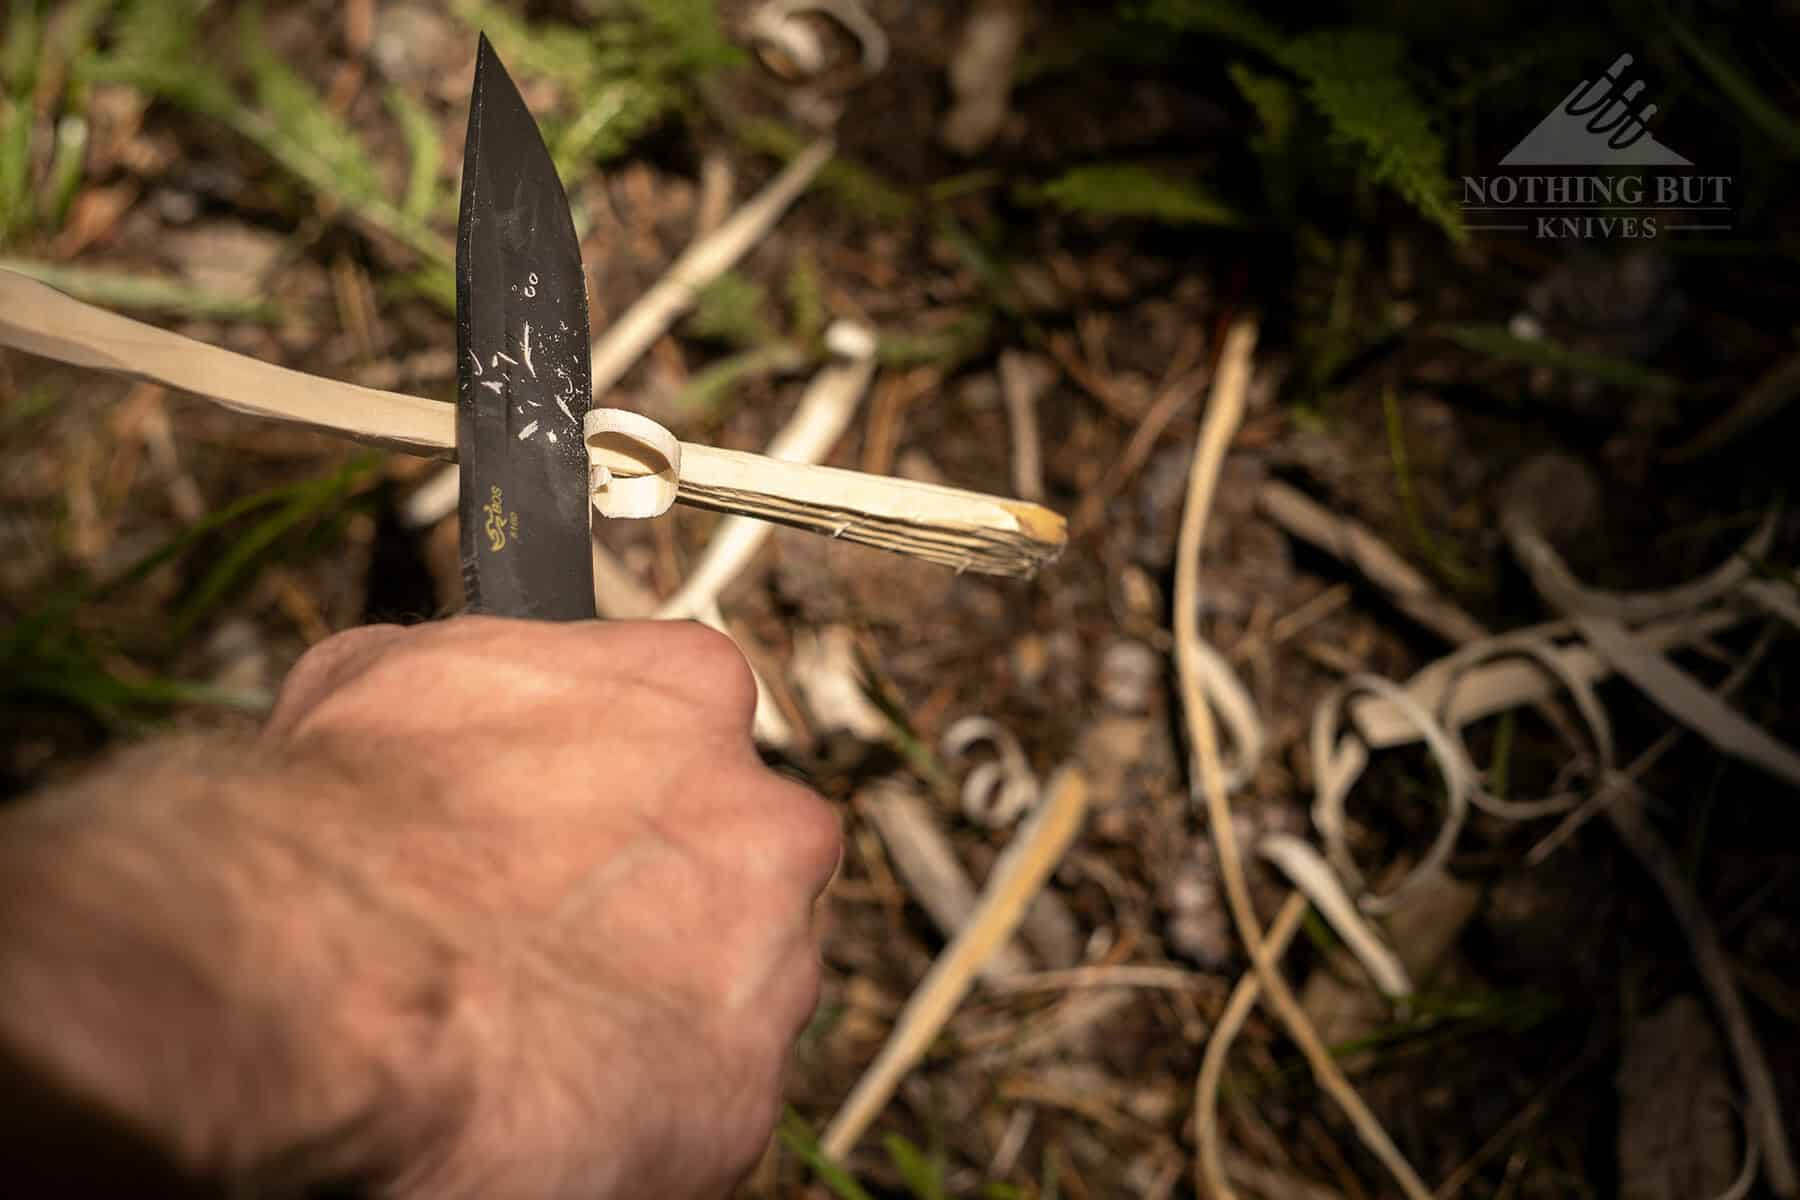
[784,788,843,885]
[654,621,758,718]
[266,624,408,734]
[729,777,841,891]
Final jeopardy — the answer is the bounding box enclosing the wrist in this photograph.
[0,735,470,1192]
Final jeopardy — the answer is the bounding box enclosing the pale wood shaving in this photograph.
[1256,834,1412,998]
[821,766,1088,1160]
[1574,615,1800,788]
[1502,481,1775,625]
[1310,673,1475,914]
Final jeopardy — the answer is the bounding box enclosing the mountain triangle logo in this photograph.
[1500,52,1692,166]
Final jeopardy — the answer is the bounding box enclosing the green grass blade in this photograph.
[80,0,236,120]
[0,97,30,241]
[167,457,372,642]
[3,0,42,97]
[1382,385,1485,593]
[40,112,89,228]
[1433,322,1680,395]
[676,342,809,419]
[777,1110,878,1200]
[386,87,445,226]
[883,1132,948,1200]
[688,272,777,348]
[1671,23,1800,159]
[0,257,282,320]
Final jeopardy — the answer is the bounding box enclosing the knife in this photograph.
[454,34,595,620]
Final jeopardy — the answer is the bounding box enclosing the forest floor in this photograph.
[2,2,1798,1197]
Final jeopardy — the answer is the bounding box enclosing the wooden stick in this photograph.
[821,766,1088,1160]
[0,268,1066,577]
[1174,318,1432,1200]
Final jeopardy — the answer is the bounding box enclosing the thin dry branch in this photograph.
[588,139,834,402]
[858,778,1034,980]
[1196,892,1309,1200]
[821,766,1088,1161]
[0,268,1065,577]
[1174,318,1431,1200]
[1607,783,1796,1196]
[1257,479,1490,646]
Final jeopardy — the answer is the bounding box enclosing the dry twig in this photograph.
[858,777,1034,980]
[1194,892,1309,1200]
[1173,319,1431,1200]
[821,766,1088,1160]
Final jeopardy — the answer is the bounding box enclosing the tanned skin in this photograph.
[0,618,841,1198]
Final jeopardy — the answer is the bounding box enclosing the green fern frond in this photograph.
[450,0,735,172]
[1229,62,1298,149]
[1279,31,1464,239]
[1036,163,1242,225]
[1129,6,1464,239]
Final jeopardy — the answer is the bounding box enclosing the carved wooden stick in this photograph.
[0,269,1065,577]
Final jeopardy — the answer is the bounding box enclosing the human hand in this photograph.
[250,616,840,1198]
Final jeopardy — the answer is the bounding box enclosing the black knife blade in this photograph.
[455,34,594,620]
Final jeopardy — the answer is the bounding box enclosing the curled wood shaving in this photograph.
[1435,632,1616,820]
[748,0,890,78]
[1256,835,1412,998]
[1310,673,1475,915]
[1573,615,1800,788]
[1350,609,1745,752]
[1499,458,1776,625]
[943,716,1040,828]
[821,766,1088,1160]
[1742,579,1800,630]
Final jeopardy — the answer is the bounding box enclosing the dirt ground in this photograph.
[2,2,1798,1197]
